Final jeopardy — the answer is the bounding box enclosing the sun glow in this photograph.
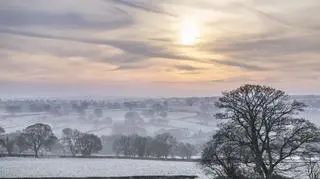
[179,18,200,46]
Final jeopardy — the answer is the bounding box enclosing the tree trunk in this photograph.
[7,148,12,156]
[34,146,39,158]
[265,168,274,179]
[35,150,39,158]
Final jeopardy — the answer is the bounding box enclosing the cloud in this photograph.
[107,0,176,17]
[0,7,133,30]
[0,28,200,65]
[109,63,150,71]
[0,28,272,72]
[211,59,267,71]
[240,4,320,32]
[210,75,280,84]
[173,65,206,71]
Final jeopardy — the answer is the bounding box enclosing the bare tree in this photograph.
[19,123,57,157]
[215,84,319,179]
[201,124,253,179]
[302,144,320,179]
[305,158,320,179]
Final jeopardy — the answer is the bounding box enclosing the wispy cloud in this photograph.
[0,0,320,95]
[173,65,206,72]
[107,0,176,17]
[0,6,133,30]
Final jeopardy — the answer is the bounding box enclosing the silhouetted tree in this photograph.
[201,124,253,179]
[215,84,319,179]
[301,144,320,179]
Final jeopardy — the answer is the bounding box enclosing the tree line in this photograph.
[111,133,196,159]
[0,125,196,159]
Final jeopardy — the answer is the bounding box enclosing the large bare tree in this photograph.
[214,84,318,179]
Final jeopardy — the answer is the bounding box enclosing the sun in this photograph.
[179,18,200,46]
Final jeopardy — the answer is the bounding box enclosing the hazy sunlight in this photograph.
[179,18,200,46]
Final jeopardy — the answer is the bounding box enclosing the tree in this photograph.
[301,144,320,179]
[61,128,83,156]
[185,98,194,106]
[112,135,129,156]
[303,156,320,179]
[141,109,156,119]
[100,134,121,155]
[76,133,102,156]
[175,142,196,159]
[16,132,29,153]
[104,117,113,124]
[159,111,168,119]
[94,108,103,118]
[153,133,177,158]
[201,124,253,179]
[131,135,148,157]
[19,123,57,157]
[124,102,137,110]
[124,111,144,126]
[5,105,21,116]
[0,132,19,155]
[144,136,154,157]
[0,126,5,134]
[214,84,319,179]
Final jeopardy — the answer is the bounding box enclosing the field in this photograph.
[0,108,217,139]
[0,157,209,179]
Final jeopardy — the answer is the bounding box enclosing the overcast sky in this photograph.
[0,0,319,97]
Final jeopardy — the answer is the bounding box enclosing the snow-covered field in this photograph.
[0,157,209,179]
[0,109,216,138]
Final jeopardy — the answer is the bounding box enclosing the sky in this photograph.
[0,0,319,97]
